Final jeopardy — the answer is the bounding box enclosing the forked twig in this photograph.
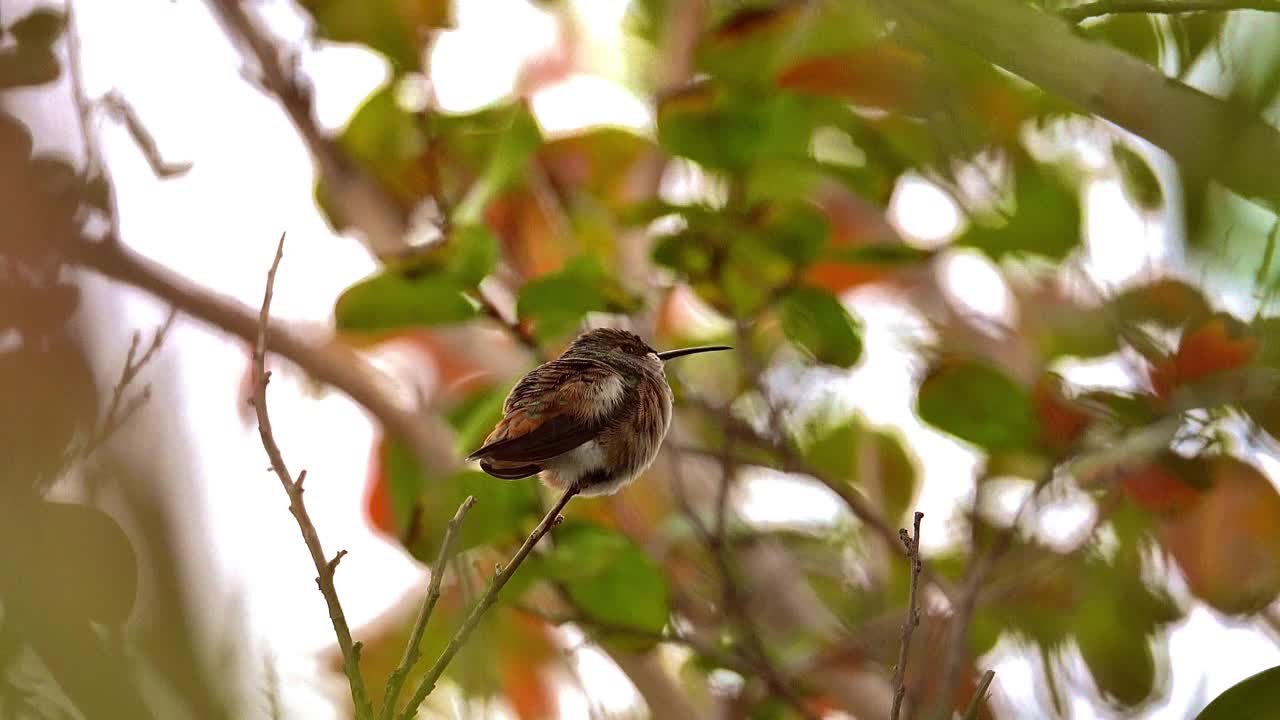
[78,308,177,458]
[397,485,579,720]
[378,496,476,720]
[891,511,925,720]
[250,233,374,719]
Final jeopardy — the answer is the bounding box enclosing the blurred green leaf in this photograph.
[653,229,717,278]
[335,85,425,204]
[518,256,635,341]
[1076,620,1157,707]
[10,9,64,47]
[757,201,829,266]
[544,522,670,652]
[27,502,137,625]
[1195,665,1280,720]
[917,361,1036,451]
[426,470,540,556]
[800,415,919,523]
[1171,12,1227,75]
[446,224,499,287]
[335,270,476,331]
[1109,277,1212,329]
[1082,14,1159,65]
[958,153,1081,261]
[1113,142,1163,211]
[821,243,932,267]
[448,382,513,458]
[297,0,447,71]
[0,47,59,88]
[380,437,428,535]
[779,286,863,367]
[454,104,543,224]
[656,81,818,173]
[382,437,540,557]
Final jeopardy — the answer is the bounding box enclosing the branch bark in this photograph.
[207,0,409,257]
[1061,0,1280,22]
[872,0,1280,211]
[891,512,924,720]
[250,234,374,719]
[69,236,459,478]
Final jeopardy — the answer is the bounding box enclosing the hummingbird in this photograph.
[467,328,731,497]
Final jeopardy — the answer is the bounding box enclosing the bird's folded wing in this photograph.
[466,358,622,465]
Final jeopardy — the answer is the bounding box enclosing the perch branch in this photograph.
[1062,0,1280,22]
[871,0,1280,211]
[378,496,476,720]
[398,485,579,720]
[250,234,374,719]
[891,512,925,720]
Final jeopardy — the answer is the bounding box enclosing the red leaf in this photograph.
[1032,373,1091,453]
[1149,314,1256,398]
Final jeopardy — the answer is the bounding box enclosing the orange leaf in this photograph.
[776,44,929,112]
[1158,456,1280,614]
[1174,315,1256,383]
[363,434,397,536]
[1149,314,1256,398]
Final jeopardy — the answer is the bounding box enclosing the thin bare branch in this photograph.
[78,309,177,458]
[469,286,545,361]
[379,496,477,720]
[398,485,579,720]
[891,512,925,720]
[672,403,957,603]
[70,235,459,478]
[1061,0,1280,22]
[207,0,408,256]
[933,473,1047,720]
[962,670,996,720]
[250,233,374,719]
[99,92,193,178]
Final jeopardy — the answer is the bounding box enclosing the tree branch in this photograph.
[673,403,957,602]
[206,0,409,257]
[250,233,374,719]
[1061,0,1280,22]
[872,0,1280,211]
[398,485,579,720]
[69,236,459,479]
[891,511,924,720]
[378,496,476,720]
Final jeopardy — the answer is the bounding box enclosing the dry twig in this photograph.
[379,496,476,720]
[78,308,177,458]
[249,233,374,719]
[891,511,925,720]
[398,485,579,720]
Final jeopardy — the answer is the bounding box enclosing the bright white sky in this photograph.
[32,0,1280,716]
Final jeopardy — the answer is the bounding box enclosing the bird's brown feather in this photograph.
[467,358,624,471]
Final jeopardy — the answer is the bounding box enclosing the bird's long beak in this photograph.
[656,345,732,361]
